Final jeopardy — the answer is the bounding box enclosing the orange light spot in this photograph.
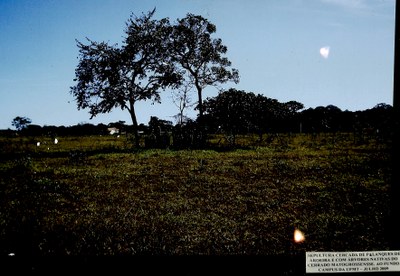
[294,229,305,243]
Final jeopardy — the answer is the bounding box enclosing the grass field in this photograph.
[0,133,392,256]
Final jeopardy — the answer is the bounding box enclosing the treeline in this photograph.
[2,89,394,148]
[202,89,394,138]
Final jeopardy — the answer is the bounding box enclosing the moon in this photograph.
[319,46,330,59]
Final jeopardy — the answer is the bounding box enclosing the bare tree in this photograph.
[171,80,195,125]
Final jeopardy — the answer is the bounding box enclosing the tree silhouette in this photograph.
[170,14,239,122]
[203,89,307,140]
[11,116,32,131]
[204,89,254,139]
[70,9,180,147]
[251,95,284,137]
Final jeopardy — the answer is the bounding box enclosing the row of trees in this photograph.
[7,94,393,146]
[70,9,238,147]
[202,89,394,142]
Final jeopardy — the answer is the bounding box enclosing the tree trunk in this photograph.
[196,84,203,120]
[195,84,207,148]
[129,100,140,148]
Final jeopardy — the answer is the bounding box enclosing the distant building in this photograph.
[107,127,119,135]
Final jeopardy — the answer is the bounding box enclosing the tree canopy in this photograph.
[170,14,239,120]
[11,116,32,131]
[70,9,180,147]
[203,89,304,140]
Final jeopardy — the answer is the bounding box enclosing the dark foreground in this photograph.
[0,133,393,274]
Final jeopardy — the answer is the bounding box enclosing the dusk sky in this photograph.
[0,0,396,129]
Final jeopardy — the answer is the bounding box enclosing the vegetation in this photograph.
[11,116,32,131]
[70,9,181,147]
[4,101,393,150]
[70,10,238,147]
[0,132,392,256]
[169,13,239,121]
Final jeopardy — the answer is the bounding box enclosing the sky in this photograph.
[0,0,396,129]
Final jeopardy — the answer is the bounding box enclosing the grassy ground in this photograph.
[0,133,392,256]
